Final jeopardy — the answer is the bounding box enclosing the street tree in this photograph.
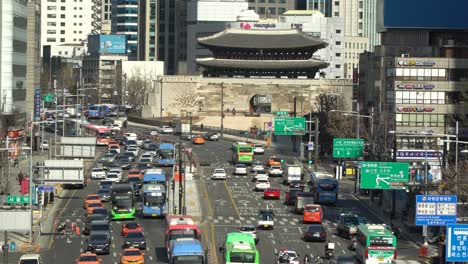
[124,67,155,107]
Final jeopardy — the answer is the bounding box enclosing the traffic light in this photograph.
[280,159,284,163]
[308,160,313,164]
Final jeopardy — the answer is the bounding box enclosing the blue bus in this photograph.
[88,105,106,119]
[308,171,339,204]
[170,238,205,264]
[157,143,175,167]
[141,184,166,217]
[143,169,166,186]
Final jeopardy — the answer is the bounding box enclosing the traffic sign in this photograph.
[446,224,468,262]
[332,138,364,158]
[274,117,305,136]
[308,142,314,151]
[274,110,289,116]
[37,185,55,192]
[34,88,41,122]
[43,93,56,103]
[6,195,30,204]
[360,162,409,190]
[415,195,457,226]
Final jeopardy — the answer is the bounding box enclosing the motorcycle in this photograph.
[57,222,67,234]
[324,242,334,260]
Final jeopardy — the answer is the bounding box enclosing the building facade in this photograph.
[306,0,331,17]
[343,35,368,78]
[40,0,93,54]
[362,0,379,51]
[247,0,296,19]
[137,0,157,61]
[111,0,138,59]
[332,0,363,37]
[26,0,42,121]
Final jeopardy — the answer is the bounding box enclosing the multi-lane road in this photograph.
[33,124,419,263]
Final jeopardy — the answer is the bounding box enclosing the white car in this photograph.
[276,248,300,264]
[255,179,270,191]
[19,254,42,264]
[91,167,106,179]
[211,168,227,180]
[239,225,258,243]
[269,165,284,177]
[108,124,121,131]
[251,161,265,172]
[141,154,153,162]
[124,132,138,141]
[136,139,143,147]
[108,168,123,178]
[105,172,121,182]
[150,130,158,136]
[127,147,139,157]
[252,170,268,182]
[253,144,265,154]
[234,164,248,175]
[161,126,174,134]
[40,140,49,150]
[108,144,120,154]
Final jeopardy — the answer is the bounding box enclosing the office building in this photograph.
[111,0,138,59]
[26,0,42,122]
[101,0,112,31]
[332,0,363,37]
[137,0,157,61]
[362,0,379,51]
[41,0,93,54]
[248,0,296,19]
[306,0,331,17]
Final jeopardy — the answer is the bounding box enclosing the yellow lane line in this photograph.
[201,178,218,264]
[223,181,240,219]
[48,189,77,249]
[201,178,213,216]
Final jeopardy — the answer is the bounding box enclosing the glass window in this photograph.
[417,68,425,77]
[61,14,65,18]
[438,92,445,104]
[416,92,424,104]
[334,11,339,16]
[47,6,57,10]
[424,92,431,104]
[410,68,417,77]
[396,114,402,122]
[396,68,403,76]
[409,91,417,104]
[439,69,446,77]
[47,14,56,18]
[396,91,403,103]
[336,41,341,45]
[335,53,341,57]
[268,8,276,15]
[258,7,265,14]
[403,68,410,77]
[431,69,439,77]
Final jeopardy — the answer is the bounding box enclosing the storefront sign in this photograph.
[396,83,434,89]
[398,60,435,67]
[253,23,276,29]
[397,107,435,112]
[7,129,25,139]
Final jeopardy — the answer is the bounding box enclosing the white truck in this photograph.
[283,164,302,185]
[175,123,190,135]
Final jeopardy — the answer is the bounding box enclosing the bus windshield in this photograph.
[159,149,173,159]
[239,147,253,153]
[169,229,197,241]
[144,194,164,205]
[172,255,203,264]
[230,252,256,263]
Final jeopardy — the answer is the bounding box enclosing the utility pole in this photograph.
[189,112,193,174]
[220,82,224,137]
[292,96,297,152]
[314,116,319,171]
[178,142,183,214]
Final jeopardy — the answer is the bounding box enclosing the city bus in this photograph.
[231,142,254,165]
[143,169,166,186]
[81,124,113,145]
[157,143,175,167]
[308,171,339,205]
[165,215,201,258]
[356,224,397,264]
[221,232,259,264]
[141,184,167,217]
[88,105,106,119]
[110,183,135,220]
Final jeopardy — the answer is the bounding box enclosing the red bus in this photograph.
[81,124,113,146]
[165,215,201,257]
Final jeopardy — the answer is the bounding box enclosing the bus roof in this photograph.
[225,232,256,245]
[143,184,165,193]
[167,217,195,227]
[145,168,163,174]
[358,224,393,236]
[143,173,165,182]
[311,172,337,180]
[159,143,174,149]
[171,238,203,256]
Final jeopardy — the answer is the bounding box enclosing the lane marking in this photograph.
[48,189,77,249]
[201,177,219,264]
[223,181,240,219]
[201,178,214,216]
[113,252,116,257]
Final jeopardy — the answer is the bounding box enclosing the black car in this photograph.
[289,180,305,190]
[124,231,147,249]
[97,189,111,202]
[90,208,109,221]
[303,224,327,242]
[99,180,113,190]
[119,152,136,162]
[83,215,109,235]
[87,233,111,254]
[284,188,302,205]
[334,255,358,264]
[89,220,110,236]
[117,157,132,170]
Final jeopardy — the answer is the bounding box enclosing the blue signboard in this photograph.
[33,88,41,121]
[415,195,457,226]
[37,186,54,192]
[446,224,468,262]
[396,149,443,160]
[99,35,127,54]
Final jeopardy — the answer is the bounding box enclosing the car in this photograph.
[258,209,274,230]
[160,125,174,134]
[140,154,153,162]
[263,188,280,199]
[108,144,120,154]
[86,233,111,254]
[139,157,152,164]
[136,162,152,172]
[136,139,143,147]
[107,148,119,156]
[269,165,284,177]
[124,231,147,250]
[253,144,265,154]
[83,214,110,235]
[234,164,248,175]
[119,152,136,162]
[105,172,121,182]
[84,194,101,208]
[192,135,205,144]
[239,225,258,243]
[146,143,158,151]
[124,133,138,141]
[303,204,323,223]
[120,248,145,264]
[150,130,158,136]
[141,139,154,150]
[180,133,193,141]
[267,156,282,166]
[255,178,270,191]
[86,202,104,216]
[108,124,120,131]
[121,222,143,236]
[303,224,327,242]
[127,147,139,157]
[211,168,227,180]
[89,208,109,220]
[40,140,49,150]
[18,254,42,264]
[99,180,113,190]
[117,157,132,170]
[348,237,357,251]
[284,188,302,205]
[289,180,305,190]
[252,169,268,182]
[89,220,111,236]
[204,132,219,141]
[75,252,101,264]
[251,161,265,172]
[97,189,111,202]
[276,248,300,264]
[335,255,359,264]
[91,168,106,179]
[127,169,143,179]
[98,153,117,164]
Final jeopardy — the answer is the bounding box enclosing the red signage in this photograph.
[397,107,435,112]
[8,129,25,139]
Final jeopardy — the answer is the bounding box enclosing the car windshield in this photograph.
[87,215,105,223]
[79,255,98,261]
[271,166,281,169]
[91,208,107,215]
[87,195,99,200]
[126,232,144,239]
[214,169,225,173]
[90,234,108,242]
[19,260,39,264]
[140,158,151,163]
[123,250,141,256]
[256,170,267,174]
[236,164,246,168]
[306,207,320,212]
[107,174,118,178]
[97,189,109,195]
[126,222,138,229]
[257,180,268,183]
[93,168,103,172]
[344,216,359,226]
[308,225,323,232]
[240,226,255,232]
[91,224,109,231]
[261,214,273,221]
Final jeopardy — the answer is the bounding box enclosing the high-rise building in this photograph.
[331,0,363,37]
[111,0,138,59]
[137,0,157,61]
[306,0,331,17]
[41,0,93,54]
[248,0,296,19]
[101,0,112,28]
[362,0,379,51]
[26,0,42,121]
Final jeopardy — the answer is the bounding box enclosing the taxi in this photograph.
[120,248,145,264]
[86,202,104,216]
[303,204,323,223]
[267,156,282,167]
[84,194,101,208]
[75,252,102,264]
[122,221,143,236]
[192,135,205,145]
[127,169,143,179]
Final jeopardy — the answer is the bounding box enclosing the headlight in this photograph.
[113,207,118,211]
[125,241,130,244]
[141,241,146,244]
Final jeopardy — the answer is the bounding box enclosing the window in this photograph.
[335,41,341,45]
[79,31,82,33]
[334,12,339,16]
[74,23,76,26]
[359,12,363,19]
[79,15,82,18]
[46,38,56,42]
[60,38,65,42]
[60,30,65,34]
[359,0,363,8]
[58,51,62,55]
[335,64,341,68]
[47,6,57,10]
[61,14,65,18]
[336,29,341,34]
[258,7,265,14]
[46,30,56,34]
[268,8,276,15]
[334,1,339,5]
[278,8,286,15]
[74,7,76,10]
[353,43,356,49]
[47,14,57,18]
[47,22,56,26]
[79,23,82,26]
[359,22,363,29]
[60,22,65,26]
[61,6,65,10]
[335,53,341,57]
[79,7,82,10]
[268,0,275,3]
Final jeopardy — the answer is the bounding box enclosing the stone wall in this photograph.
[144,75,353,118]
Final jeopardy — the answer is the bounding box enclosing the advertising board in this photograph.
[99,35,127,54]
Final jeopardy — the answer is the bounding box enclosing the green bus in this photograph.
[231,142,254,165]
[220,232,259,264]
[110,183,136,220]
[356,224,397,264]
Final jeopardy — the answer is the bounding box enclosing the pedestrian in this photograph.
[303,254,310,264]
[43,192,49,208]
[17,171,23,185]
[226,108,230,113]
[200,123,204,131]
[232,108,236,115]
[13,157,18,168]
[49,192,54,204]
[2,242,8,256]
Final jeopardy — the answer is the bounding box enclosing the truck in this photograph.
[294,192,315,214]
[336,213,360,238]
[283,163,302,185]
[175,123,190,135]
[44,159,85,189]
[169,238,205,264]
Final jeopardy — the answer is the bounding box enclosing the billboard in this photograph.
[99,35,127,54]
[384,0,468,29]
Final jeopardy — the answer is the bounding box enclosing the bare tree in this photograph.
[125,67,155,107]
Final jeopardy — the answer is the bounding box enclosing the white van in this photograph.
[19,254,42,264]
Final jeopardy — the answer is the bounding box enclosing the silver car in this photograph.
[234,164,248,175]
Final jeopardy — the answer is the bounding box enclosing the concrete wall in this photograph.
[143,76,353,118]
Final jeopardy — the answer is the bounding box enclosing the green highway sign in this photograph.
[274,117,306,136]
[6,195,30,204]
[360,161,409,190]
[274,111,290,116]
[333,138,364,158]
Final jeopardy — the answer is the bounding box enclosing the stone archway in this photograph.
[249,94,272,114]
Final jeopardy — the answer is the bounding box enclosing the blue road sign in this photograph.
[446,224,468,262]
[415,195,457,226]
[37,185,54,192]
[34,88,41,122]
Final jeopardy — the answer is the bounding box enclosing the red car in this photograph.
[121,221,142,236]
[263,188,280,199]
